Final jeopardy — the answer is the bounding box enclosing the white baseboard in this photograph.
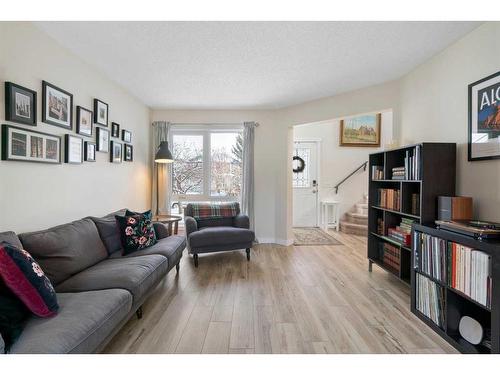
[256,238,294,246]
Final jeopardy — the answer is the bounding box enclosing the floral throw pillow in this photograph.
[115,210,157,255]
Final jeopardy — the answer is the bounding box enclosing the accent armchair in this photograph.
[184,202,255,267]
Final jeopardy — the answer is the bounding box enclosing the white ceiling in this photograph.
[35,21,480,110]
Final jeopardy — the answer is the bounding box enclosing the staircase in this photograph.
[340,195,368,236]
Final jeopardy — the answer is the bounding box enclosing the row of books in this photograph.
[376,188,400,211]
[448,243,492,309]
[382,243,400,273]
[387,217,415,246]
[413,232,447,283]
[391,166,406,180]
[416,273,445,328]
[404,145,421,180]
[371,165,384,180]
[377,217,384,235]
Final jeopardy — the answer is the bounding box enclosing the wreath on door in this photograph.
[292,155,305,173]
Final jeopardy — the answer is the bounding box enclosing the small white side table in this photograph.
[320,201,340,232]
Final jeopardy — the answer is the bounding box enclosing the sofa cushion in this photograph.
[0,232,22,249]
[9,289,132,354]
[189,226,255,249]
[55,255,167,306]
[90,216,123,255]
[18,218,108,285]
[0,242,59,317]
[115,211,157,255]
[110,235,185,271]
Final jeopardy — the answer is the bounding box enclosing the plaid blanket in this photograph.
[190,202,239,219]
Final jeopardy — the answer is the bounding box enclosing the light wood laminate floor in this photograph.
[103,231,457,354]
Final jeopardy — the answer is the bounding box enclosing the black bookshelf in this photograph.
[367,143,456,284]
[411,224,500,354]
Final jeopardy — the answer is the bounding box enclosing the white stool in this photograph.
[320,201,340,232]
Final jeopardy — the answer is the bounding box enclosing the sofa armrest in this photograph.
[233,214,250,229]
[184,216,198,237]
[153,222,170,239]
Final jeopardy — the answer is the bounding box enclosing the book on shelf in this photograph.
[413,232,447,283]
[447,242,492,309]
[404,145,421,180]
[387,217,415,246]
[391,166,406,180]
[416,273,445,328]
[411,193,420,216]
[380,242,400,273]
[376,188,400,211]
[377,217,384,235]
[371,165,384,180]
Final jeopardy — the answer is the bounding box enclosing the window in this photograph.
[171,126,243,204]
[292,145,311,188]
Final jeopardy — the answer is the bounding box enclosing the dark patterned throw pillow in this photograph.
[0,242,59,318]
[115,210,157,255]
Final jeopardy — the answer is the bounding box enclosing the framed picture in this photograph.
[468,70,500,161]
[124,144,133,162]
[96,127,110,153]
[42,81,73,129]
[65,134,83,164]
[1,124,61,164]
[340,113,381,147]
[5,82,37,126]
[84,142,96,162]
[94,99,108,126]
[110,141,122,163]
[122,129,132,143]
[111,122,120,138]
[76,106,93,137]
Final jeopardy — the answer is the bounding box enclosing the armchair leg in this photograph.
[193,253,199,268]
[136,306,143,319]
[246,248,251,261]
[176,263,180,272]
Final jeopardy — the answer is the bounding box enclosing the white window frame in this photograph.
[170,124,243,203]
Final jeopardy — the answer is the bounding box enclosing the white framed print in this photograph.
[65,134,83,164]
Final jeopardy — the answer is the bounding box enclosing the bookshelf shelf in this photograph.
[411,224,500,354]
[368,143,456,285]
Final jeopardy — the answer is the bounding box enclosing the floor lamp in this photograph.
[154,141,174,216]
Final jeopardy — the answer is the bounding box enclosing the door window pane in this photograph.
[172,134,203,195]
[292,146,310,188]
[210,132,242,197]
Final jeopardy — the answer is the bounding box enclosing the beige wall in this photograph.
[293,111,393,219]
[0,22,151,233]
[399,22,500,221]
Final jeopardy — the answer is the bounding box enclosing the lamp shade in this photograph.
[154,141,174,163]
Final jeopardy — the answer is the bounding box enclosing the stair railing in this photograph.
[333,161,368,194]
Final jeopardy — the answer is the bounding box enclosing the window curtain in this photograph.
[241,121,256,231]
[151,121,172,216]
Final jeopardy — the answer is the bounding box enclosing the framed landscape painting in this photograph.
[1,124,61,164]
[5,82,37,126]
[340,113,381,147]
[468,70,500,161]
[42,81,73,129]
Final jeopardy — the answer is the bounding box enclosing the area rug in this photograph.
[293,227,342,246]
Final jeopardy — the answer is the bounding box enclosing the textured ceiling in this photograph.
[35,21,480,109]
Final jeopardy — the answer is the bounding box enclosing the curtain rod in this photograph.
[152,122,259,127]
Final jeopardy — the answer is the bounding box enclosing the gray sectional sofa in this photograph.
[0,209,186,354]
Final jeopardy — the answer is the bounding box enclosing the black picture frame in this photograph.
[1,124,61,164]
[96,127,110,153]
[111,122,120,138]
[124,144,133,162]
[110,141,122,163]
[64,134,83,164]
[76,106,93,137]
[468,70,500,161]
[93,99,108,127]
[5,82,37,126]
[122,129,132,143]
[84,141,96,162]
[42,81,73,130]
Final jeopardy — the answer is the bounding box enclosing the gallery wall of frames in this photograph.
[2,80,134,165]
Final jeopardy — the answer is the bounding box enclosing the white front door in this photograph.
[292,141,319,227]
